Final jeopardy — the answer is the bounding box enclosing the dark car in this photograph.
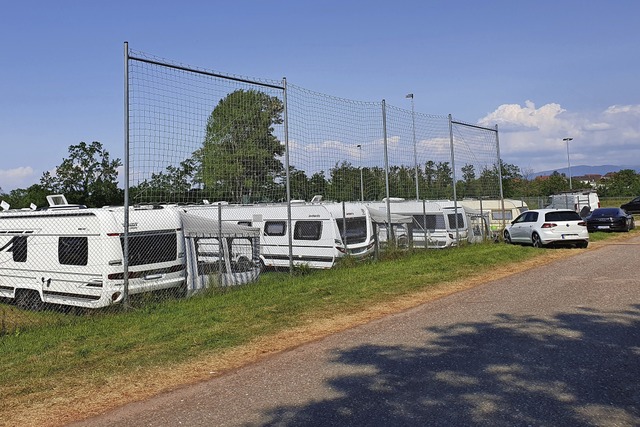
[620,196,640,214]
[586,208,635,232]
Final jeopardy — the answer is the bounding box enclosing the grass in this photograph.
[0,229,637,426]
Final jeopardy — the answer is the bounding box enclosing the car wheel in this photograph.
[503,230,512,244]
[531,233,544,248]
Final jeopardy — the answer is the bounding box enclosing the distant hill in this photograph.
[532,165,640,178]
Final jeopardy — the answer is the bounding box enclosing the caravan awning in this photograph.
[366,207,413,224]
[180,212,260,238]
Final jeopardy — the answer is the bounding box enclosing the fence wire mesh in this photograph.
[1,46,502,333]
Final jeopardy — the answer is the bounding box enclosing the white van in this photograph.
[546,191,600,217]
[181,200,375,269]
[0,202,187,310]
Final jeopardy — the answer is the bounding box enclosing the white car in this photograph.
[503,209,589,248]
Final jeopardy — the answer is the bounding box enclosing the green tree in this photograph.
[196,89,284,203]
[461,163,476,197]
[41,141,122,207]
[599,169,640,197]
[0,184,49,209]
[133,158,196,203]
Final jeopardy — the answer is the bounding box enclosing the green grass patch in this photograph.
[0,232,635,406]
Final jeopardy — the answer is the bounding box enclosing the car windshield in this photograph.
[590,208,620,217]
[545,211,582,221]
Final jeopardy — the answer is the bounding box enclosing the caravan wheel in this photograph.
[15,289,44,311]
[235,256,253,272]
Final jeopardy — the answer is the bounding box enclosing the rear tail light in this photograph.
[541,223,557,228]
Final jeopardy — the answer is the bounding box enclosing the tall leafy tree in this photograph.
[196,89,284,203]
[41,141,122,207]
[133,158,196,203]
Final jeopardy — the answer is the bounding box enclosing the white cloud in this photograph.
[478,101,640,172]
[0,166,36,192]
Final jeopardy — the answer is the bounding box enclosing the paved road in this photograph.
[72,237,640,426]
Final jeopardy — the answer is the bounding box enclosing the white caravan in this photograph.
[0,202,187,310]
[458,199,529,236]
[365,199,468,248]
[180,200,375,269]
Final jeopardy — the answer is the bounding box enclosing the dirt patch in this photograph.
[5,236,633,427]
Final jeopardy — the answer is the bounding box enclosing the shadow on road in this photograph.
[259,305,640,426]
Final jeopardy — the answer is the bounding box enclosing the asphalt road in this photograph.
[71,236,640,427]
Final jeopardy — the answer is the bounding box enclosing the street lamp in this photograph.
[563,137,573,190]
[357,144,364,201]
[406,93,419,199]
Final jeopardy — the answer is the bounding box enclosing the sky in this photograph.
[1,0,639,192]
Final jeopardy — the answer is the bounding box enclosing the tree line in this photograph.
[2,90,639,208]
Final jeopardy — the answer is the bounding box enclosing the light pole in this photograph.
[357,144,364,201]
[563,137,573,190]
[406,93,419,200]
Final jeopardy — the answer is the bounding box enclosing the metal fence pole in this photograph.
[382,100,392,244]
[283,78,293,274]
[448,114,460,245]
[123,41,130,308]
[495,124,505,233]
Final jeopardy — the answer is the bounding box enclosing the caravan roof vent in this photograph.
[47,194,69,206]
[1,200,10,211]
[310,195,323,204]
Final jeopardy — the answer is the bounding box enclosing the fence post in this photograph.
[283,78,293,274]
[123,41,130,308]
[382,100,393,244]
[448,114,460,245]
[495,124,506,234]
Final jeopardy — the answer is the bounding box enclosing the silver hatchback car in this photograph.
[504,209,589,248]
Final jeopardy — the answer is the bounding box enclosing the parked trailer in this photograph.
[0,203,187,310]
[546,191,600,218]
[181,201,375,269]
[365,199,469,248]
[458,199,529,236]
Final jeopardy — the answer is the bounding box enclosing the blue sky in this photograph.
[2,0,639,191]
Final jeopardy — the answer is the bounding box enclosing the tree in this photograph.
[599,169,640,197]
[196,89,284,203]
[133,158,196,203]
[41,141,122,207]
[0,184,49,209]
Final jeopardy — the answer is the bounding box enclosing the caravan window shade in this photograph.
[294,221,322,241]
[491,210,513,221]
[121,230,177,266]
[264,221,286,236]
[336,218,367,244]
[12,236,28,263]
[412,214,445,231]
[59,237,88,266]
[447,213,465,229]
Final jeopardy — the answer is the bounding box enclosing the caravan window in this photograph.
[264,221,286,236]
[12,236,28,263]
[122,230,177,266]
[447,213,465,229]
[294,221,322,241]
[59,237,88,266]
[412,214,446,231]
[336,217,367,244]
[491,210,513,221]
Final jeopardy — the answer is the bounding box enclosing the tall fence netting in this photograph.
[1,47,501,333]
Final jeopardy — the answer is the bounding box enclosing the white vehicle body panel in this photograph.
[180,202,375,269]
[0,206,186,309]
